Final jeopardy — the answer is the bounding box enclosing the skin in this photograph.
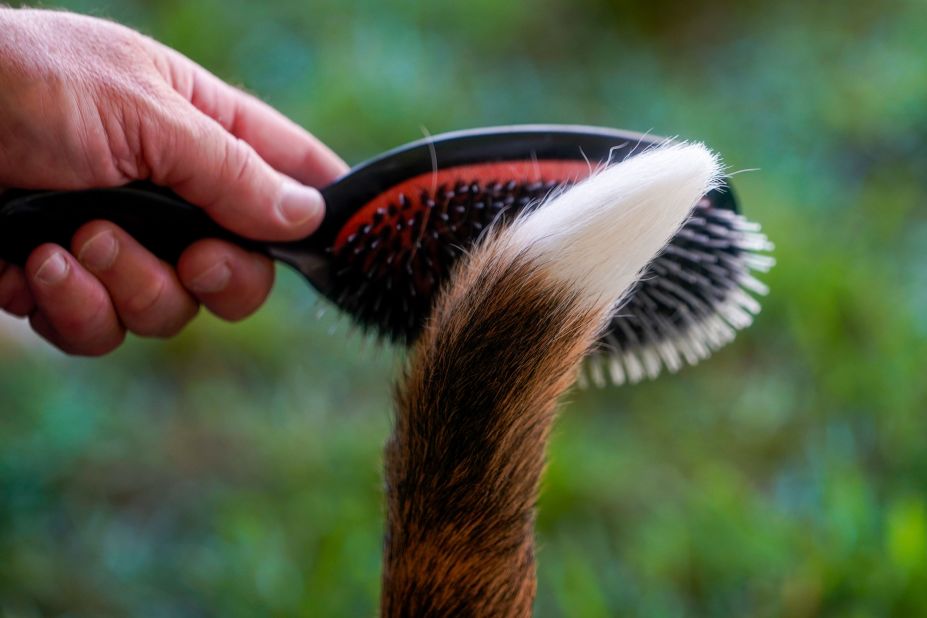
[0,8,348,355]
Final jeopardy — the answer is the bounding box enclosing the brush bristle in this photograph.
[328,177,561,341]
[590,198,774,386]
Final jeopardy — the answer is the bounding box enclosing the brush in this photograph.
[0,125,773,384]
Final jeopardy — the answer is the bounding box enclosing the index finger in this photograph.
[151,41,348,187]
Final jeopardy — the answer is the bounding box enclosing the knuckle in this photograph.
[121,277,197,338]
[120,283,170,336]
[145,304,198,339]
[123,276,166,317]
[146,104,196,185]
[223,138,256,186]
[94,81,165,183]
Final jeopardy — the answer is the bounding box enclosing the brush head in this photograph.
[319,127,772,385]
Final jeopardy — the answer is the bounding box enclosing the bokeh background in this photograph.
[2,1,926,616]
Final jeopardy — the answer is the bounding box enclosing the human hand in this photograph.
[0,8,347,355]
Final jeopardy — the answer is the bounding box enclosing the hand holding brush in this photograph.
[0,7,345,354]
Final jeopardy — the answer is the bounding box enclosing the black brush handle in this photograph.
[0,181,266,266]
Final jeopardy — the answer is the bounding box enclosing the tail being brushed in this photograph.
[382,143,722,616]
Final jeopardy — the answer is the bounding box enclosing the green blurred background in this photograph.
[2,1,926,616]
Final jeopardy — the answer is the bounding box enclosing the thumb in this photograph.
[153,103,325,241]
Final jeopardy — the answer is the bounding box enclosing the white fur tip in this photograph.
[507,141,723,307]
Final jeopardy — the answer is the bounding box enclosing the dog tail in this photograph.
[382,143,722,616]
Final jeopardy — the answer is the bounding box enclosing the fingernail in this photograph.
[78,230,118,271]
[35,252,70,286]
[277,182,323,227]
[189,261,231,294]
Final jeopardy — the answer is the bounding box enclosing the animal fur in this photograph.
[382,143,722,616]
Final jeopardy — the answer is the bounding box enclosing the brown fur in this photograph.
[382,238,612,617]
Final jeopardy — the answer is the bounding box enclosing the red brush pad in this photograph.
[333,160,595,250]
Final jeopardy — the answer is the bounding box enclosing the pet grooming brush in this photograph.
[0,125,773,384]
